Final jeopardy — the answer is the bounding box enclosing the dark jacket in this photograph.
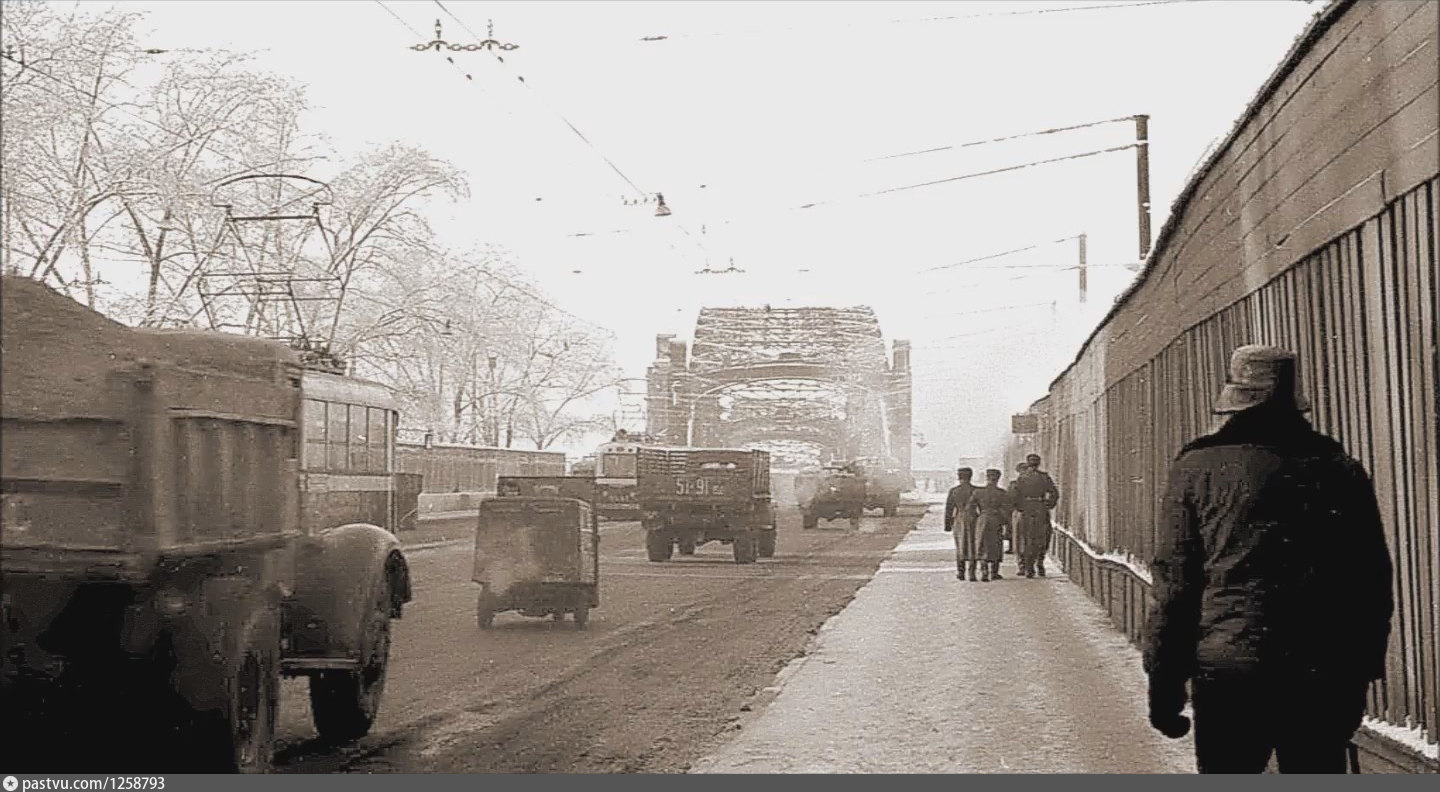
[1012,469,1059,511]
[965,484,1013,522]
[944,482,975,532]
[1141,405,1394,685]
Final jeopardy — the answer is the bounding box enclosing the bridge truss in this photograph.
[645,306,912,473]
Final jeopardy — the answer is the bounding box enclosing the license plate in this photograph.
[674,477,726,496]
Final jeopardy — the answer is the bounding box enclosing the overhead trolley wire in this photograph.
[866,116,1137,163]
[423,0,711,262]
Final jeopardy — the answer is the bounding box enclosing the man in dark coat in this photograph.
[964,469,1010,582]
[1006,461,1029,557]
[1142,344,1394,774]
[1012,453,1059,578]
[943,467,979,580]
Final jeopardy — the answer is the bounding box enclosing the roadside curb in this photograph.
[402,538,469,552]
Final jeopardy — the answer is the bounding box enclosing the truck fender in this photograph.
[285,524,411,665]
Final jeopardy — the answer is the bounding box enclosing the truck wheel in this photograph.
[310,581,392,743]
[226,650,278,772]
[884,505,897,517]
[573,602,590,629]
[678,537,696,555]
[758,531,776,558]
[802,513,818,530]
[646,532,673,562]
[733,536,757,564]
[476,590,496,629]
[195,617,279,772]
[849,512,862,530]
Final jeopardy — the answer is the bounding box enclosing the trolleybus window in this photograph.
[327,401,349,471]
[348,404,368,471]
[302,396,395,474]
[304,399,328,470]
[602,452,637,477]
[368,407,388,472]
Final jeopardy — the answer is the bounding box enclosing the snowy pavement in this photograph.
[690,507,1198,774]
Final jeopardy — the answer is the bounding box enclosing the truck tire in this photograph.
[194,613,279,773]
[646,532,673,562]
[572,601,590,629]
[226,649,279,772]
[849,511,862,530]
[884,505,897,517]
[310,580,392,743]
[678,537,696,555]
[476,589,496,629]
[802,512,818,530]
[758,530,776,558]
[733,535,757,564]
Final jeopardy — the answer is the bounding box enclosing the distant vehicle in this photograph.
[593,434,645,518]
[851,457,906,517]
[474,476,600,629]
[799,464,866,530]
[0,276,412,772]
[636,447,776,564]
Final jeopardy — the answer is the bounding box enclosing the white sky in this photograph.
[115,0,1321,466]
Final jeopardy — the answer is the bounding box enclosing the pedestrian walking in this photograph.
[964,469,1010,582]
[943,467,979,581]
[1012,453,1058,578]
[1142,344,1394,774]
[1006,461,1029,557]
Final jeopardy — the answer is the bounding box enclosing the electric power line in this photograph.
[916,235,1080,274]
[866,115,1136,163]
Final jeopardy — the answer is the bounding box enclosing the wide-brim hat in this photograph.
[1213,344,1312,414]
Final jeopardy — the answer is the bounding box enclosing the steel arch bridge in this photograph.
[645,306,912,473]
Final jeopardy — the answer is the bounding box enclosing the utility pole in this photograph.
[1077,232,1088,304]
[1135,114,1153,262]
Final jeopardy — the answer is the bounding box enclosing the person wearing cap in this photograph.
[943,467,980,581]
[1011,453,1059,578]
[1141,344,1394,773]
[963,469,1010,582]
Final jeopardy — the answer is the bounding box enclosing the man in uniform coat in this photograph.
[1007,461,1030,558]
[1012,453,1059,578]
[1142,345,1394,773]
[943,468,979,580]
[964,469,1011,582]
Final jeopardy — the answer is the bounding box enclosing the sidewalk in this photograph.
[689,507,1197,774]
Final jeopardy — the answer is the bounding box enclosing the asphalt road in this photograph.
[272,503,928,773]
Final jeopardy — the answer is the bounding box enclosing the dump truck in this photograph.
[636,447,775,564]
[0,276,412,772]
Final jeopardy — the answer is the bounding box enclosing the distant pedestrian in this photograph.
[1006,461,1030,557]
[1142,344,1394,774]
[1012,453,1058,577]
[964,469,1010,582]
[944,467,979,581]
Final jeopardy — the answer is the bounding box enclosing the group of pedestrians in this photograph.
[936,345,1396,774]
[942,454,1059,582]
